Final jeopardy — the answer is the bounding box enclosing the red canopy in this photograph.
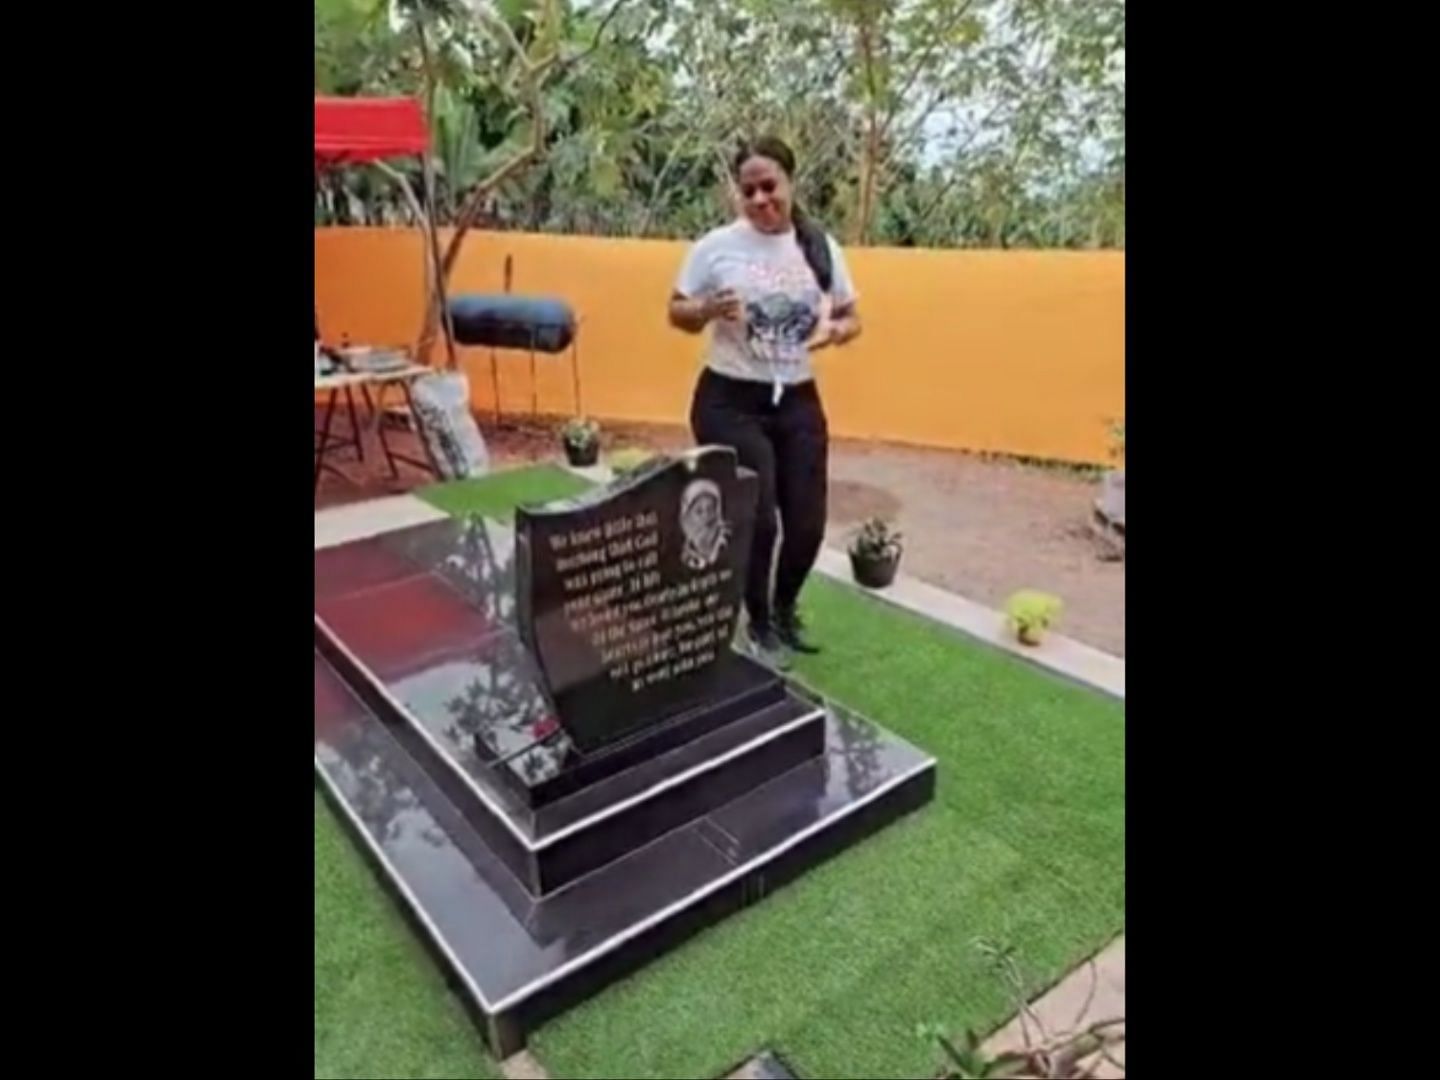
[314,96,428,165]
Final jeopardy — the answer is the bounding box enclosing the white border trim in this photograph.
[489,755,935,1012]
[317,746,933,1019]
[315,752,497,1012]
[538,707,825,847]
[317,613,827,853]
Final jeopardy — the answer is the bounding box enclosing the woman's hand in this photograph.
[809,306,861,351]
[703,288,744,324]
[669,289,743,333]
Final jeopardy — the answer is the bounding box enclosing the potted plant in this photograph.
[1005,590,1063,647]
[848,518,903,588]
[560,417,601,467]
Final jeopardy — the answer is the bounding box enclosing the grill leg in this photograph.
[529,328,538,419]
[490,348,502,426]
[571,335,582,418]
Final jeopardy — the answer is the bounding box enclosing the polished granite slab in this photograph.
[513,449,759,754]
[319,518,783,804]
[314,649,935,1055]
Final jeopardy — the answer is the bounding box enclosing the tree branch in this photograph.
[879,0,977,142]
[552,0,628,77]
[441,1,550,274]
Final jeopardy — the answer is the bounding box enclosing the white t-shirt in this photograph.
[674,219,857,387]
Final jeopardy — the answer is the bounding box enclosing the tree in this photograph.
[313,0,1126,251]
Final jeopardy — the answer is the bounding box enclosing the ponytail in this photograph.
[791,204,834,293]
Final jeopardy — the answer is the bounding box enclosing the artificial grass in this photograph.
[418,464,592,520]
[315,790,500,1079]
[314,465,1125,1079]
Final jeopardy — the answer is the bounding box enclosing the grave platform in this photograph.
[314,490,935,1056]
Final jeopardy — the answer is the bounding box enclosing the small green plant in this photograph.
[849,517,903,561]
[608,446,656,475]
[917,1023,1029,1079]
[561,416,600,451]
[1107,419,1125,465]
[1005,590,1062,647]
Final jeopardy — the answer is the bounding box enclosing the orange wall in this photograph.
[315,228,1124,464]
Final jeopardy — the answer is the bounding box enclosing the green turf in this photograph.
[315,790,500,1079]
[417,464,592,520]
[315,465,1125,1079]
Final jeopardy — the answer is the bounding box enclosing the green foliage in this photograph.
[1005,590,1062,643]
[314,0,1125,247]
[849,517,903,560]
[1108,418,1124,463]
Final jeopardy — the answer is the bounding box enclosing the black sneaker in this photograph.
[775,605,821,654]
[745,622,793,670]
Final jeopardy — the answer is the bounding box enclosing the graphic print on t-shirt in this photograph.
[735,256,821,370]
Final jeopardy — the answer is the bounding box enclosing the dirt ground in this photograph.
[315,412,1125,657]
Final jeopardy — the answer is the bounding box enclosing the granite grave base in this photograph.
[313,462,936,1056]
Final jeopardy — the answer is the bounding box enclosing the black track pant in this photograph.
[690,368,828,630]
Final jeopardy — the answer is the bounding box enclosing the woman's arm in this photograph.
[810,235,862,350]
[827,300,862,346]
[810,300,862,351]
[668,288,741,334]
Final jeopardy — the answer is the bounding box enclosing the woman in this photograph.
[668,136,862,662]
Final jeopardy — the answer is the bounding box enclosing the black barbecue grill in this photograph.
[448,293,581,422]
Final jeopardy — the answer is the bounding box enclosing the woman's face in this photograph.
[737,154,792,233]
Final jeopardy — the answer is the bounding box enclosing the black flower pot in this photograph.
[563,440,599,467]
[850,550,900,589]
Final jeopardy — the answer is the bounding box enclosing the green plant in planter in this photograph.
[1005,590,1062,647]
[848,518,904,588]
[560,417,601,466]
[608,446,656,476]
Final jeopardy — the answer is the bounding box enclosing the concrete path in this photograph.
[983,936,1125,1077]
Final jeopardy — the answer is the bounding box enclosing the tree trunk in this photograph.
[853,17,880,245]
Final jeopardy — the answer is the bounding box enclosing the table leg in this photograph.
[344,385,365,463]
[314,388,340,493]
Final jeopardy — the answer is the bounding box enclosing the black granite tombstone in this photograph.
[515,447,762,755]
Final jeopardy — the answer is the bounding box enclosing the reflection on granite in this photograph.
[316,517,574,799]
[393,628,576,790]
[376,515,519,625]
[315,516,518,625]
